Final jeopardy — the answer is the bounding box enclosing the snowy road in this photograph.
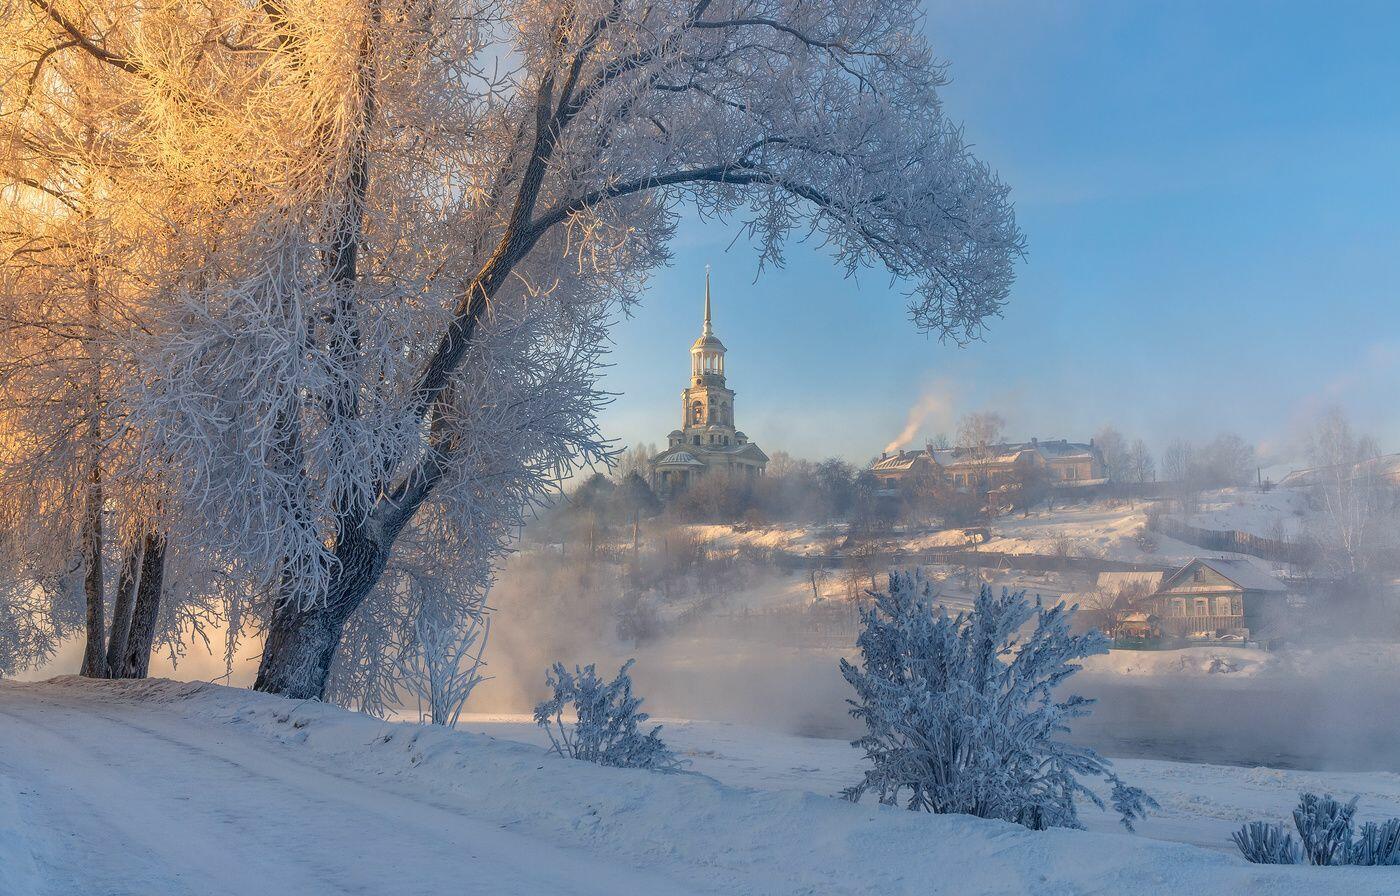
[0,685,711,896]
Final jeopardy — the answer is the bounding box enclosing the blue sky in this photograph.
[596,0,1400,468]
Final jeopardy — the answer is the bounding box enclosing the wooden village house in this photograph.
[1110,558,1289,644]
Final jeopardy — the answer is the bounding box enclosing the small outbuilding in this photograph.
[1109,611,1162,644]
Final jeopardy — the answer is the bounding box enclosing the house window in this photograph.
[1170,598,1187,616]
[692,435,700,445]
[1215,597,1233,616]
[1194,598,1210,616]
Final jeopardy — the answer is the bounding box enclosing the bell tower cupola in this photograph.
[690,268,726,382]
[681,267,737,445]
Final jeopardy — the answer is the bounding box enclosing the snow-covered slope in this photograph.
[2,677,1396,895]
[451,714,1400,854]
[685,487,1315,568]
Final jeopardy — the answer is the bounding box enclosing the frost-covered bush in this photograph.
[534,659,680,771]
[1133,526,1159,554]
[1351,819,1400,866]
[1233,821,1302,865]
[396,611,491,728]
[1234,793,1400,866]
[840,572,1156,831]
[1295,792,1359,866]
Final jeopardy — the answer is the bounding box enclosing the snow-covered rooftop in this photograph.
[1165,558,1288,593]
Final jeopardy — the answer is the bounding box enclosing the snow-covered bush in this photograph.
[1133,526,1159,554]
[1295,792,1359,866]
[396,611,491,728]
[1233,821,1302,864]
[534,659,680,771]
[840,571,1156,831]
[1234,793,1400,866]
[1352,819,1400,866]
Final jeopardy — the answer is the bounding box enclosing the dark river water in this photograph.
[611,644,1400,773]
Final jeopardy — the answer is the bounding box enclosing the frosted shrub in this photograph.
[1233,821,1302,865]
[396,611,491,728]
[1295,792,1359,866]
[534,659,680,771]
[1351,820,1400,866]
[840,571,1156,831]
[1235,792,1400,866]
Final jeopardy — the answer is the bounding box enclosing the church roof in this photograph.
[654,451,705,467]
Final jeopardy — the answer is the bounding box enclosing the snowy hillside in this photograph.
[3,677,1398,896]
[684,486,1318,569]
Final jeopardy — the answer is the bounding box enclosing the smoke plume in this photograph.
[883,385,954,454]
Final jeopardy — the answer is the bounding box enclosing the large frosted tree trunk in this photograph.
[119,533,165,678]
[254,537,384,699]
[103,543,140,676]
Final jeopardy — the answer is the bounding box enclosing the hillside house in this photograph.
[870,438,1106,493]
[1279,453,1400,489]
[1142,558,1287,641]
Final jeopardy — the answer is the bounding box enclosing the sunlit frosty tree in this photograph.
[2,0,1023,698]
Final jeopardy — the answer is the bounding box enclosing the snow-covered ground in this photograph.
[685,486,1320,568]
[451,713,1400,853]
[1182,488,1312,541]
[3,677,1399,895]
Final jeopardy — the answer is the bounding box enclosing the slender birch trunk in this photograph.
[78,132,106,676]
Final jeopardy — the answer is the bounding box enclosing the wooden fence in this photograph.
[768,546,1173,576]
[1147,517,1318,567]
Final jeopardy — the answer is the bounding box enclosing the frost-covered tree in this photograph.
[1093,426,1128,482]
[1125,439,1155,484]
[956,411,1005,455]
[534,658,680,770]
[0,3,195,679]
[3,0,1023,699]
[1304,407,1392,577]
[614,443,657,484]
[840,571,1155,831]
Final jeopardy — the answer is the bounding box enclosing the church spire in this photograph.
[702,265,713,337]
